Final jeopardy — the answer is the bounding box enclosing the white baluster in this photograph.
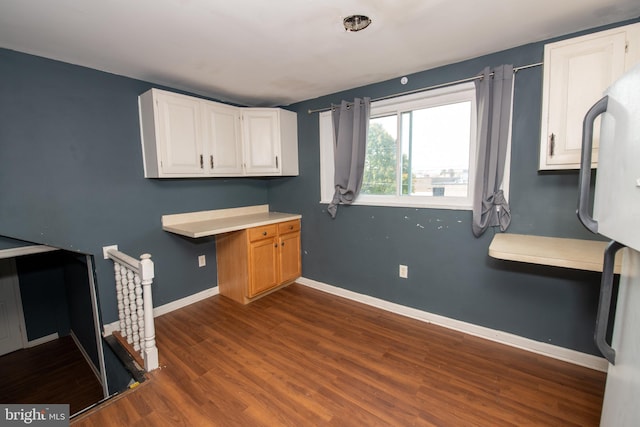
[123,268,133,342]
[130,274,141,351]
[115,263,126,334]
[135,277,145,355]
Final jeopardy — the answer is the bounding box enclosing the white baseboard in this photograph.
[103,286,219,336]
[25,332,59,348]
[297,277,608,372]
[153,286,219,317]
[70,331,102,384]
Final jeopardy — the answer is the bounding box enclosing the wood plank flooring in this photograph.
[0,335,105,415]
[73,283,606,426]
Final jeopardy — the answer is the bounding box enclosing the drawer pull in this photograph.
[263,231,267,236]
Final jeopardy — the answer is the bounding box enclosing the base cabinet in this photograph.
[217,219,301,304]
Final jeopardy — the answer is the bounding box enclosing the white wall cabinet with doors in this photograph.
[241,108,298,176]
[139,88,298,178]
[539,22,640,170]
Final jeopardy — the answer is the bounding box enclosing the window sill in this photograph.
[320,198,472,211]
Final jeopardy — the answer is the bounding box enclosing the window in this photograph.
[320,81,508,210]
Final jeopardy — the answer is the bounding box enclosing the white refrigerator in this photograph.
[577,63,640,426]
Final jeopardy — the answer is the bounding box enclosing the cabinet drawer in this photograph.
[248,224,278,242]
[278,220,300,234]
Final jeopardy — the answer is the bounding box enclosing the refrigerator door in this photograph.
[600,249,640,426]
[593,64,640,252]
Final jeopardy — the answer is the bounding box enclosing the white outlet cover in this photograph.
[399,264,408,278]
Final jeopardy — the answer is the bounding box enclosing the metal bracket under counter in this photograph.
[489,233,622,273]
[161,204,302,238]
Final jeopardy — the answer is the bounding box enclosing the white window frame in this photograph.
[319,81,511,210]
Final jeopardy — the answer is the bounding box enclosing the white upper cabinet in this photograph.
[139,88,298,178]
[203,102,243,176]
[242,108,298,176]
[539,23,640,170]
[140,89,205,177]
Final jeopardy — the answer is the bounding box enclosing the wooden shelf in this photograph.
[489,233,622,273]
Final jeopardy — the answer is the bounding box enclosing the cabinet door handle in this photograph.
[200,154,204,169]
[281,241,285,247]
[549,133,555,157]
[275,156,279,169]
[210,155,214,169]
[274,243,278,248]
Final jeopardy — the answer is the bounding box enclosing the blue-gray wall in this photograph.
[64,253,100,371]
[0,49,269,324]
[15,251,70,341]
[268,20,638,356]
[1,18,636,357]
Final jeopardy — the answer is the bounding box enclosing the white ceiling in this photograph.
[1,1,639,107]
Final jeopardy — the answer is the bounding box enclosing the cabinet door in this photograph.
[203,102,243,175]
[279,231,301,284]
[539,28,627,170]
[247,237,278,297]
[156,92,205,175]
[242,109,281,175]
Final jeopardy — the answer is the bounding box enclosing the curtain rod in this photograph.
[307,62,543,114]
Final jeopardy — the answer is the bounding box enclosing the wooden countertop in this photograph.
[489,233,622,273]
[162,205,301,238]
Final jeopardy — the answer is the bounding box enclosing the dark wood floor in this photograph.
[74,283,606,426]
[0,335,105,415]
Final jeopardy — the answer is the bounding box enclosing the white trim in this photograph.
[10,260,29,350]
[102,321,120,337]
[0,245,59,260]
[70,331,102,384]
[85,255,109,397]
[153,286,218,317]
[297,276,608,372]
[25,332,59,348]
[103,286,219,335]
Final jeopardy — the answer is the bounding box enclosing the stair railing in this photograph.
[103,246,159,372]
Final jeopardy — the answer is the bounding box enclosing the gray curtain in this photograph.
[472,65,513,237]
[328,97,371,218]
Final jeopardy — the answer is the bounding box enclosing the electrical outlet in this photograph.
[399,264,408,279]
[198,255,206,267]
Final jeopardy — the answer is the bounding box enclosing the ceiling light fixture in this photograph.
[343,15,372,32]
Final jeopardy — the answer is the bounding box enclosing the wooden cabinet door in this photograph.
[279,231,301,284]
[156,91,205,175]
[247,237,278,297]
